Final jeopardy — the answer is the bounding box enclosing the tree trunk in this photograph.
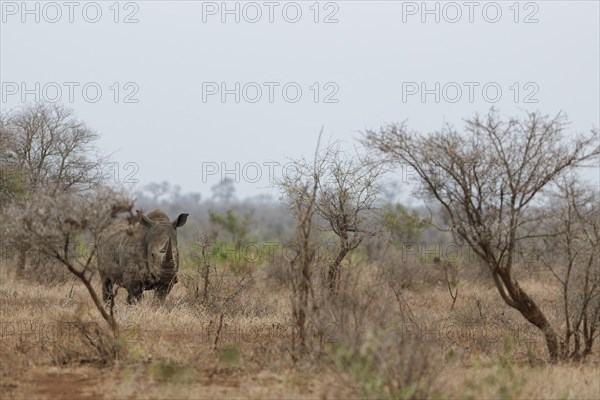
[16,243,27,276]
[202,262,210,302]
[327,248,348,295]
[493,269,560,361]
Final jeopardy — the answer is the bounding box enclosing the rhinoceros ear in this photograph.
[136,210,155,228]
[173,213,189,229]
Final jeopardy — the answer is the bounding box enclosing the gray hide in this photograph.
[98,209,188,303]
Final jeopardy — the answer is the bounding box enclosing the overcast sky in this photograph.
[1,1,599,202]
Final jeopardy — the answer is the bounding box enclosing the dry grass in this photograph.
[0,260,598,400]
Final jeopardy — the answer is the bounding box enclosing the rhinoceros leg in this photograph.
[101,276,114,303]
[126,281,143,304]
[154,283,170,302]
[155,287,168,302]
[155,276,178,302]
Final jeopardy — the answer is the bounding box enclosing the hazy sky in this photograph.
[1,1,599,201]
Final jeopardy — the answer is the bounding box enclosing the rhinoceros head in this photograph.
[137,209,188,290]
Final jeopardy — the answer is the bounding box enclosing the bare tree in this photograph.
[363,109,599,361]
[6,188,134,338]
[314,145,384,294]
[1,103,108,274]
[1,103,106,195]
[0,120,25,208]
[541,179,600,359]
[277,134,386,360]
[280,141,384,295]
[277,134,323,358]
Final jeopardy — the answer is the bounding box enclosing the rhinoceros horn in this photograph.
[163,238,174,267]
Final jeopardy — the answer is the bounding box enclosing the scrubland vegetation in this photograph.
[1,258,599,399]
[0,103,598,399]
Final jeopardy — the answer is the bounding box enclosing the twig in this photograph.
[442,262,459,311]
[213,313,224,350]
[390,281,417,326]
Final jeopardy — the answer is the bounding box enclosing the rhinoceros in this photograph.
[97,209,188,303]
